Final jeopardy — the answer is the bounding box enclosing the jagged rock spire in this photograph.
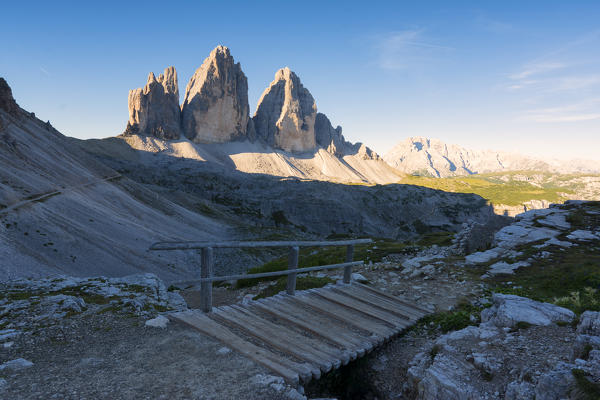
[0,77,19,116]
[253,67,317,152]
[181,45,249,143]
[125,66,181,140]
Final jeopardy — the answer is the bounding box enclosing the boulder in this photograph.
[253,67,317,152]
[0,358,33,371]
[505,381,535,400]
[481,293,575,328]
[181,45,249,143]
[577,311,600,336]
[125,67,181,139]
[0,77,19,115]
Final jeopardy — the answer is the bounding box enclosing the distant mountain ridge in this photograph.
[384,136,600,177]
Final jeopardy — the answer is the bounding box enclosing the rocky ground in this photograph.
[1,200,599,399]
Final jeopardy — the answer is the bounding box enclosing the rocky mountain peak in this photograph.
[125,66,181,140]
[181,45,250,143]
[253,67,317,152]
[0,77,19,116]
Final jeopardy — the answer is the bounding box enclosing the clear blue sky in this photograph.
[2,1,599,159]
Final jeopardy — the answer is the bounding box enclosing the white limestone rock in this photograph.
[483,261,530,277]
[0,358,33,371]
[481,293,575,328]
[505,381,535,400]
[351,273,369,283]
[577,311,600,336]
[567,230,600,241]
[145,315,169,329]
[253,67,317,152]
[406,351,479,399]
[125,67,181,140]
[181,45,249,144]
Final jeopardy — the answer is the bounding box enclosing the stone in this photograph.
[577,311,600,336]
[181,45,249,143]
[217,346,231,355]
[483,261,530,276]
[567,230,600,241]
[144,315,169,329]
[406,351,479,399]
[351,273,369,283]
[481,293,575,328]
[125,66,181,140]
[0,78,19,115]
[253,67,317,152]
[45,295,86,313]
[534,362,576,400]
[0,358,34,371]
[504,381,535,400]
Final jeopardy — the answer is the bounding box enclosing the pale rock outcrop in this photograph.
[253,67,317,152]
[125,67,181,140]
[577,311,600,336]
[481,293,575,328]
[181,45,249,143]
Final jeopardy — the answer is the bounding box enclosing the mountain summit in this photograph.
[384,137,552,177]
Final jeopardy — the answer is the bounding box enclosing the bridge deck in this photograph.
[169,283,430,386]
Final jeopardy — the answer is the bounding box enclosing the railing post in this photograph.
[343,244,354,284]
[201,247,213,312]
[286,246,299,295]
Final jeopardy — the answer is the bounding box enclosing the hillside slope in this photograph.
[82,134,405,184]
[0,79,227,281]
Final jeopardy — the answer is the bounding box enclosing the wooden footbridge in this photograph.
[150,239,430,386]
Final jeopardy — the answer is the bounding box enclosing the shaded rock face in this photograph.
[181,45,249,143]
[0,78,19,116]
[253,67,317,152]
[315,112,345,157]
[125,67,181,140]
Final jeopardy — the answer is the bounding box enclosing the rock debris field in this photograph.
[1,200,600,399]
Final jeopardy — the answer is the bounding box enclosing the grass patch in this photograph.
[417,302,482,333]
[401,171,571,206]
[253,276,335,300]
[236,239,412,288]
[417,231,454,247]
[514,321,532,331]
[484,242,600,314]
[572,369,600,399]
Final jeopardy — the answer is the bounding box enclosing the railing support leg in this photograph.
[343,244,354,284]
[286,246,299,295]
[201,247,213,312]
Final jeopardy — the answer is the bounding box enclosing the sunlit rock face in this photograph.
[253,67,317,152]
[125,67,181,140]
[181,45,249,143]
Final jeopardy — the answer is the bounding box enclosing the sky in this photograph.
[1,1,599,160]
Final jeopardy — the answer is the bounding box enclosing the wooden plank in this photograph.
[229,305,352,366]
[169,311,307,384]
[212,306,336,374]
[309,288,412,329]
[293,293,394,342]
[333,285,423,320]
[258,296,372,351]
[355,283,432,314]
[150,239,372,251]
[251,301,360,361]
